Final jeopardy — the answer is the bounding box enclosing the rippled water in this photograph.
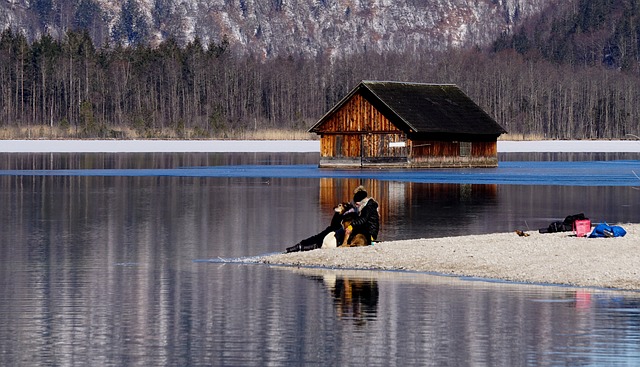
[1,152,639,366]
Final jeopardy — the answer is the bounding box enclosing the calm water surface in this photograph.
[1,152,639,366]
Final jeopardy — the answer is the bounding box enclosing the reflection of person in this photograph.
[344,186,379,246]
[285,203,354,253]
[331,277,379,324]
[300,271,379,325]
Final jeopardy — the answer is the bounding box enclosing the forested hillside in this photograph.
[494,0,640,70]
[0,0,639,140]
[0,0,549,57]
[489,0,640,138]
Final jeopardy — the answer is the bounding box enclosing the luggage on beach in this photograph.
[539,213,588,234]
[573,219,591,237]
[588,223,627,238]
[540,221,566,233]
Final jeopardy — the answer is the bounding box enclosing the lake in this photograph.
[1,151,639,366]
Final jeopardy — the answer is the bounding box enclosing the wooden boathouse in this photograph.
[309,81,507,168]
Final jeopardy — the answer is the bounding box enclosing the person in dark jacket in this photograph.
[344,186,379,245]
[285,202,354,253]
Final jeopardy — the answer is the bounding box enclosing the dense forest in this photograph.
[0,0,639,140]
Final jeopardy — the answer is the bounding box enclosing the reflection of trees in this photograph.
[0,152,320,170]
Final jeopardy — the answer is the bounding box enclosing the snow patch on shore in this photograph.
[498,140,640,153]
[0,139,639,153]
[0,140,319,153]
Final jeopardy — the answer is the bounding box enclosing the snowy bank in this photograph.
[498,140,640,152]
[1,139,640,153]
[0,140,319,153]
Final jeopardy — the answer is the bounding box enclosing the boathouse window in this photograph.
[459,142,471,157]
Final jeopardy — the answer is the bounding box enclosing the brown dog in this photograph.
[340,214,370,247]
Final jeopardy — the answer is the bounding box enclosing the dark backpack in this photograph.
[545,221,566,233]
[562,213,587,228]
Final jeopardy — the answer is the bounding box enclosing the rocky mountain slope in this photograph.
[1,0,553,57]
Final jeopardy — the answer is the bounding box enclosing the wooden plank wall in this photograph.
[321,133,409,159]
[362,133,407,158]
[319,94,402,133]
[318,93,406,158]
[410,140,497,158]
[320,134,361,157]
[471,141,497,156]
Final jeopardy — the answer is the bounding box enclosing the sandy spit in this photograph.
[260,223,640,291]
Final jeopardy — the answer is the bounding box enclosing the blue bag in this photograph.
[588,223,627,238]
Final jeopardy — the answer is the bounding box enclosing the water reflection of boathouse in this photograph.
[319,178,498,238]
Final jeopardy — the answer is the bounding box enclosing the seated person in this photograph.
[286,202,354,253]
[343,186,379,246]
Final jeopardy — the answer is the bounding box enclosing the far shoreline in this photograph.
[1,139,640,153]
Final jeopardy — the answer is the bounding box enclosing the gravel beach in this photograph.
[261,223,640,290]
